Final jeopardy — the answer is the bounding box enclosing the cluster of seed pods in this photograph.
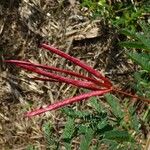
[5,43,149,117]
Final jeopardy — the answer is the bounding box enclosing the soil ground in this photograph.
[0,1,146,149]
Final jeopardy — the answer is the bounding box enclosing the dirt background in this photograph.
[0,0,143,149]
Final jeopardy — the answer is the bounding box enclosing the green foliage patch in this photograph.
[41,96,142,149]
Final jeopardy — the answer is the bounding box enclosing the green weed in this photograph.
[42,95,142,149]
[81,0,150,31]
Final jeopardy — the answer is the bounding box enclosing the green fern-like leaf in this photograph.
[64,142,72,150]
[120,29,137,38]
[61,108,90,118]
[120,22,150,51]
[79,127,94,150]
[105,94,124,119]
[133,71,150,98]
[101,139,118,150]
[136,33,150,50]
[119,41,148,49]
[89,97,102,113]
[97,118,108,130]
[139,21,150,36]
[103,130,133,142]
[42,122,58,149]
[61,117,75,140]
[128,105,140,132]
[128,52,150,72]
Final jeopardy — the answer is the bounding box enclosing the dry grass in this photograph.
[0,0,139,149]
